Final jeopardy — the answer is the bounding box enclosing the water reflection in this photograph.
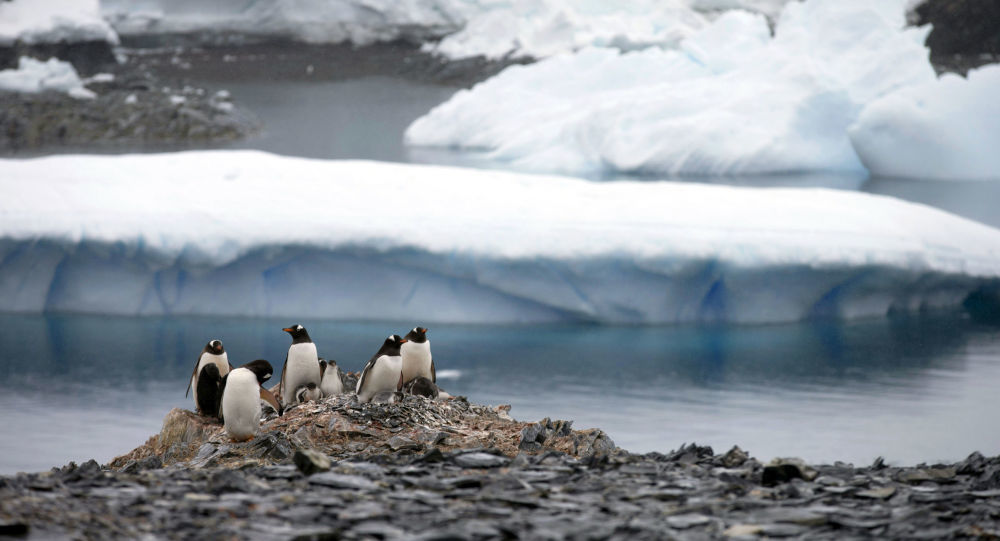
[1,314,998,473]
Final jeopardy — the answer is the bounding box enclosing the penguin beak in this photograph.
[399,339,409,343]
[282,327,294,333]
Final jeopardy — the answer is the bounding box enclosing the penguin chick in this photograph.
[403,376,439,399]
[319,359,344,397]
[294,382,322,404]
[221,359,282,442]
[370,390,404,404]
[401,327,434,384]
[186,339,231,411]
[195,363,223,417]
[356,335,405,403]
[280,324,321,407]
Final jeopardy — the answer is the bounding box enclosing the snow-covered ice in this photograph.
[0,0,118,46]
[849,65,1000,181]
[406,0,942,177]
[98,0,788,60]
[0,57,96,99]
[424,0,706,61]
[100,0,469,46]
[1,151,998,324]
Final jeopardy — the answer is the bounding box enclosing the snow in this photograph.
[406,0,938,177]
[424,0,707,61]
[848,65,1000,181]
[0,0,119,46]
[0,57,96,99]
[100,0,470,46]
[98,0,787,60]
[1,151,998,324]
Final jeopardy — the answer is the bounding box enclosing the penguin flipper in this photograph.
[186,354,202,398]
[279,351,289,402]
[397,370,403,391]
[216,372,229,422]
[431,358,436,383]
[356,358,375,395]
[260,387,283,416]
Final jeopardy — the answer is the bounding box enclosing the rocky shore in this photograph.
[2,394,1000,539]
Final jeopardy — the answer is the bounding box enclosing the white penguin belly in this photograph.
[283,343,320,404]
[357,356,402,402]
[191,352,229,406]
[222,369,261,441]
[401,341,432,383]
[320,369,343,396]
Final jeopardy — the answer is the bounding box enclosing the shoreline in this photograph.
[2,395,999,539]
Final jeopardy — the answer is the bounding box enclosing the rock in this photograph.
[724,524,764,537]
[207,470,251,494]
[157,408,219,452]
[387,436,421,452]
[721,446,749,468]
[665,514,711,529]
[0,521,29,536]
[452,452,509,469]
[763,458,818,486]
[897,467,956,484]
[294,449,332,475]
[309,473,378,491]
[856,486,897,500]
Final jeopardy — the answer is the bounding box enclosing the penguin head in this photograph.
[403,327,428,343]
[205,339,225,354]
[282,324,312,343]
[379,335,407,356]
[242,359,274,385]
[319,359,327,376]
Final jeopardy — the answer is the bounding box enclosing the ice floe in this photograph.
[0,57,96,99]
[0,0,118,46]
[0,151,998,324]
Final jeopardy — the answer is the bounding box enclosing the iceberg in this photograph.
[424,0,706,61]
[0,0,119,46]
[849,65,1000,182]
[0,57,96,99]
[1,151,998,324]
[100,0,472,46]
[406,0,939,177]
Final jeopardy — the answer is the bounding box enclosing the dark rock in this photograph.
[309,473,378,491]
[138,455,163,471]
[0,521,29,536]
[207,470,251,494]
[763,464,805,487]
[721,445,749,468]
[294,448,333,475]
[246,431,293,461]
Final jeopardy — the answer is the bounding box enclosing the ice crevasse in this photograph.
[406,0,1000,181]
[1,151,999,324]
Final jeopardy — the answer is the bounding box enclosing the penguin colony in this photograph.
[188,325,439,442]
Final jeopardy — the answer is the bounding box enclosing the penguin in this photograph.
[220,359,282,442]
[403,376,439,399]
[195,363,224,417]
[356,335,406,403]
[186,339,232,414]
[294,382,322,404]
[401,327,435,385]
[319,359,344,397]
[280,325,321,407]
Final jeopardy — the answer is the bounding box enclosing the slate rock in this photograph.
[294,449,332,475]
[309,473,378,491]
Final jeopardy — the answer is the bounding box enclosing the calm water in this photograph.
[1,313,999,474]
[4,56,1000,474]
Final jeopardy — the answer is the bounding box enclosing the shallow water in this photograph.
[2,313,999,474]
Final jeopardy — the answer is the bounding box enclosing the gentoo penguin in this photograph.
[401,327,434,384]
[294,382,322,404]
[220,360,282,442]
[319,359,344,397]
[195,364,224,417]
[403,376,439,399]
[186,339,232,414]
[356,335,405,403]
[280,325,321,407]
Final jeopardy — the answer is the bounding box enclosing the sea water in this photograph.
[1,313,998,474]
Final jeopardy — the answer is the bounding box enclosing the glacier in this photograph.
[1,151,998,324]
[406,0,937,177]
[0,0,118,46]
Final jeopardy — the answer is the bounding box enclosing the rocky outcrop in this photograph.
[911,0,1000,73]
[109,394,619,472]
